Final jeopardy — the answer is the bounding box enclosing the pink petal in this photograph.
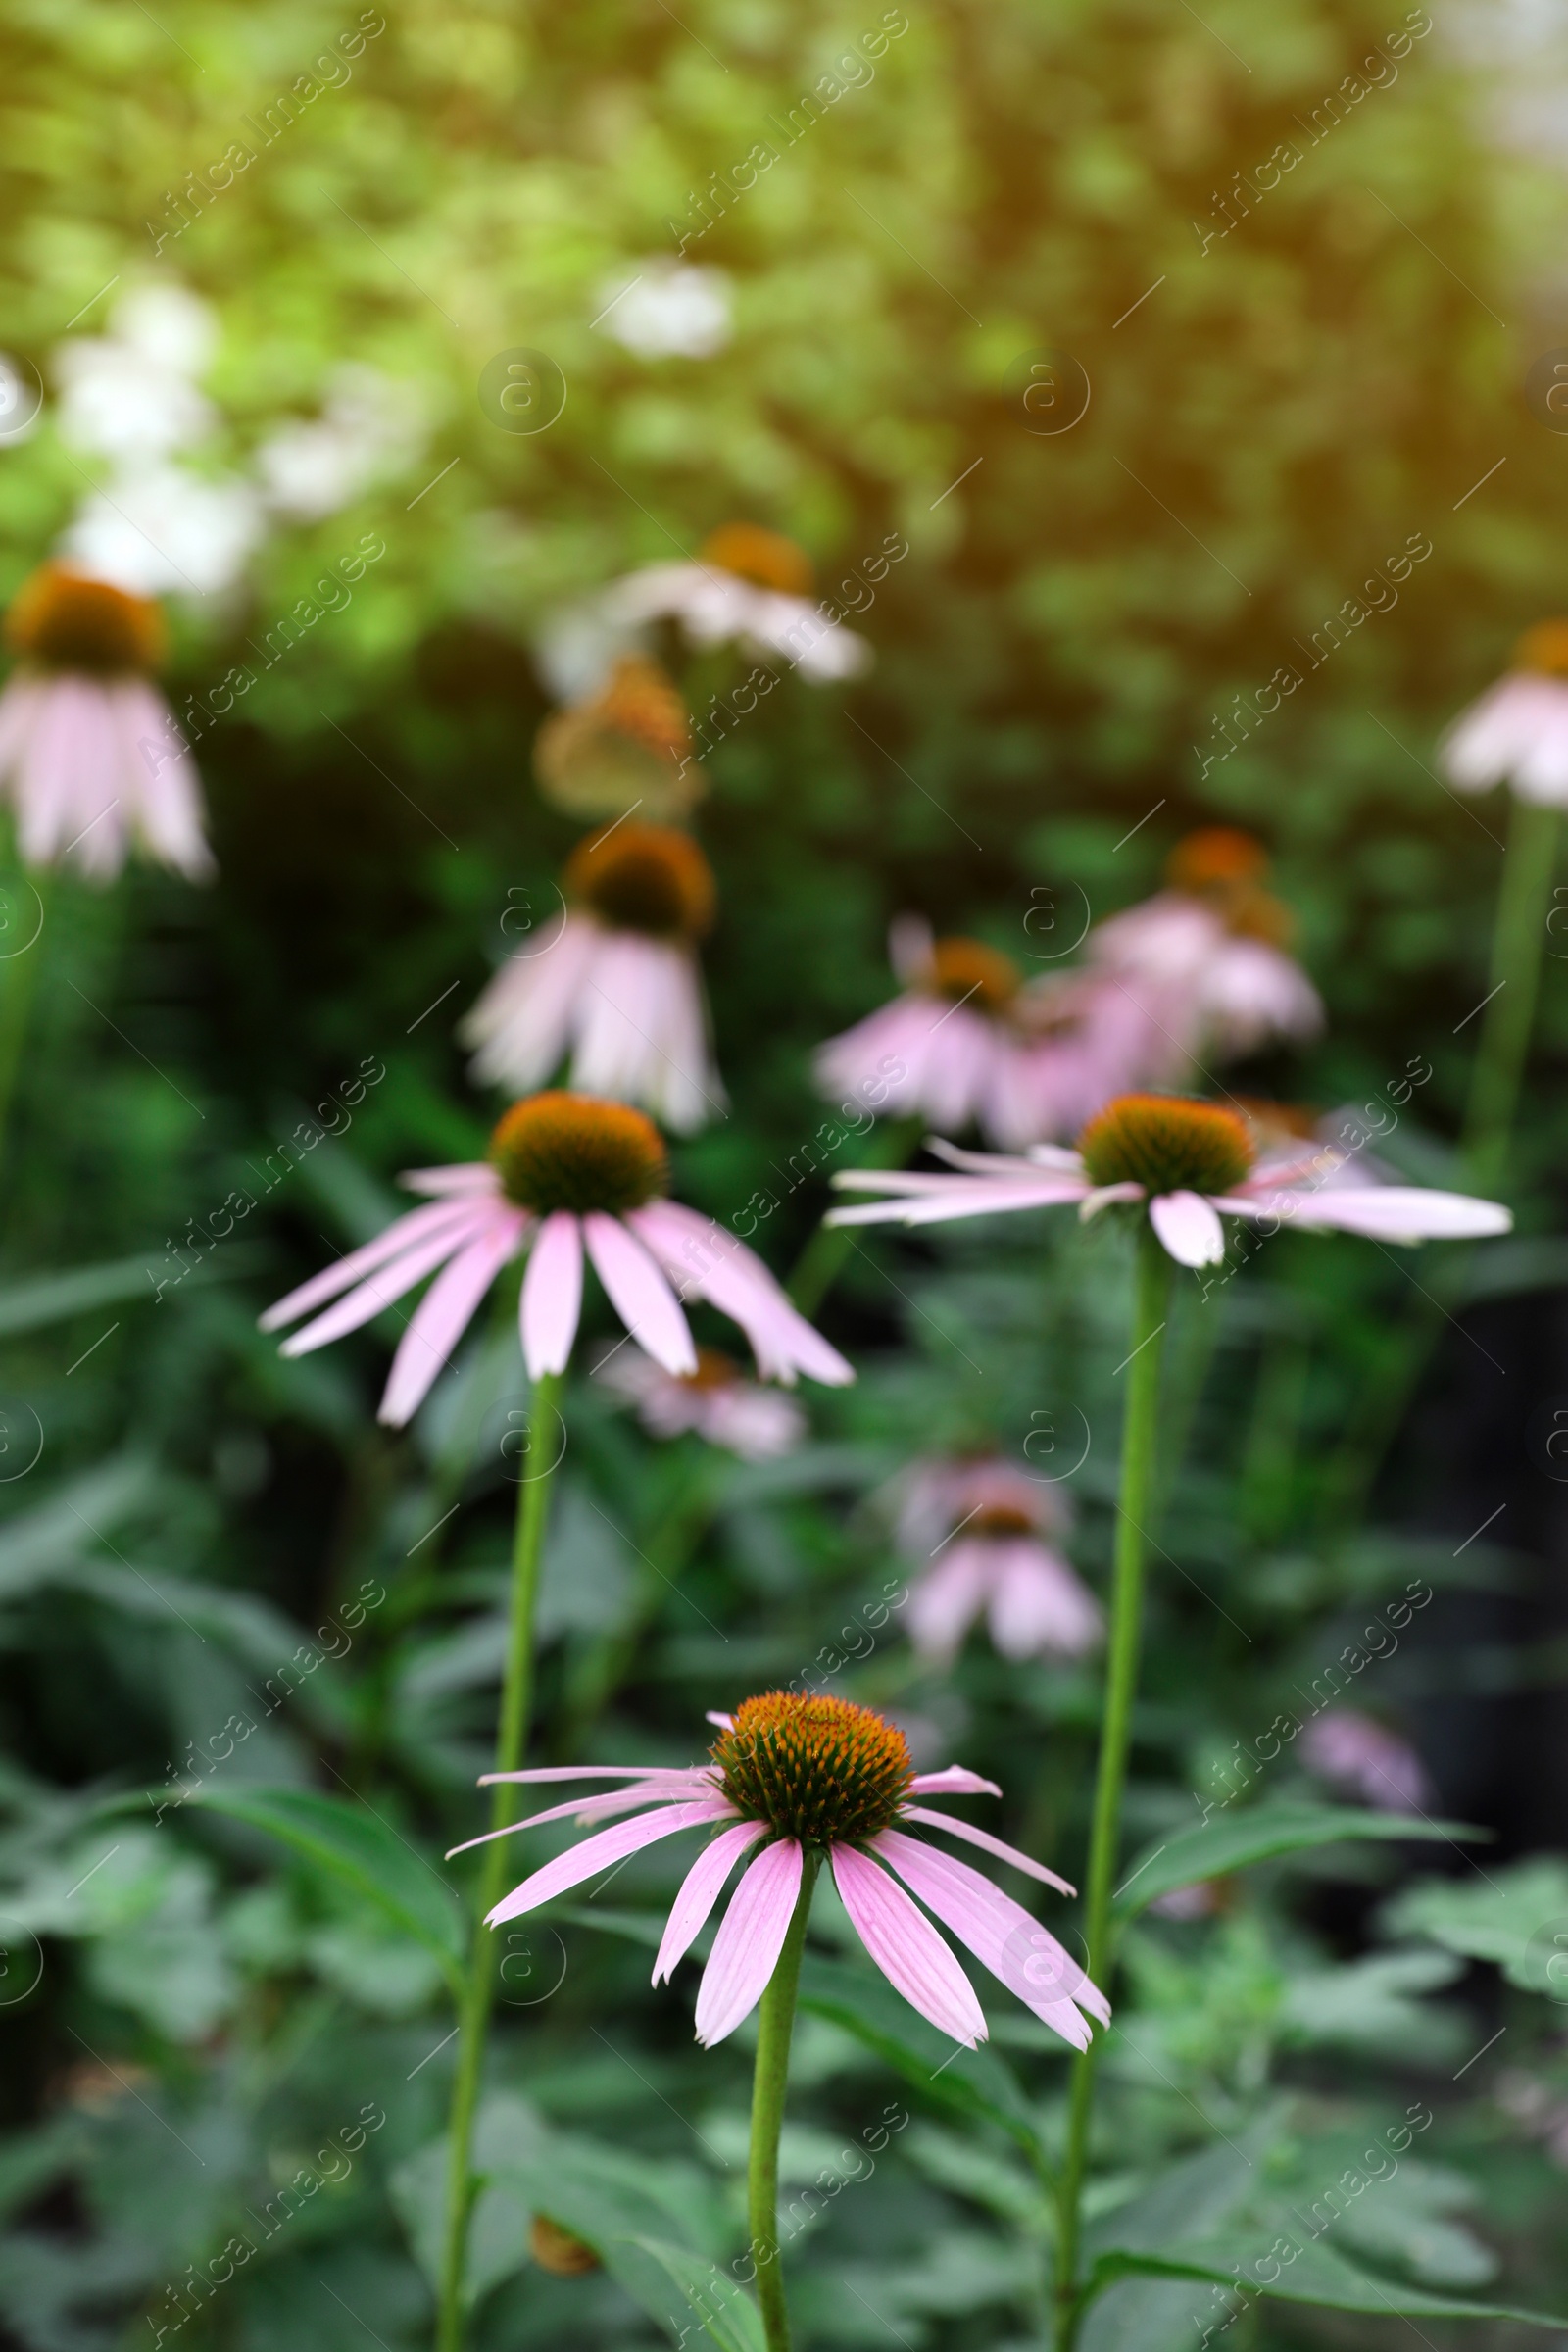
[874,1829,1105,2047]
[486,1796,735,1928]
[1235,1184,1510,1245]
[481,1764,715,1787]
[831,1844,986,2047]
[277,1210,502,1357]
[653,1821,769,1985]
[906,1547,993,1662]
[260,1196,491,1331]
[448,1780,710,1857]
[694,1838,805,2046]
[584,1211,697,1375]
[1149,1190,1226,1267]
[901,1805,1075,1896]
[520,1210,583,1376]
[629,1201,853,1387]
[378,1217,522,1426]
[909,1767,1004,1798]
[400,1165,502,1197]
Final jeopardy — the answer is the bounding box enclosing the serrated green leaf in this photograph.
[185,1785,464,1997]
[1117,1803,1484,1916]
[796,1953,1043,2159]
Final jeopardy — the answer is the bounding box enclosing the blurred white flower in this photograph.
[60,464,266,599]
[55,284,219,465]
[254,364,426,520]
[1441,621,1568,806]
[1299,1707,1431,1812]
[596,263,732,359]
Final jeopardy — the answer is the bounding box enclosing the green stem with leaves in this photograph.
[1461,792,1558,1194]
[1054,1222,1172,2352]
[748,1851,821,2352]
[437,1370,564,2352]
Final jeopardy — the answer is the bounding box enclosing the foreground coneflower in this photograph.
[815,916,1050,1148]
[461,822,724,1133]
[825,1090,1506,2343]
[1441,622,1568,1188]
[595,1341,806,1459]
[0,563,212,879]
[895,1456,1102,1663]
[457,1692,1105,2352]
[262,1095,851,2352]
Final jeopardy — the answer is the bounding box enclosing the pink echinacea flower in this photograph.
[456,1690,1107,2050]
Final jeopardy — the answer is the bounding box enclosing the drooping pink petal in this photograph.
[694,1838,805,2046]
[1149,1190,1226,1267]
[260,1196,491,1331]
[400,1164,502,1197]
[277,1208,501,1357]
[481,1764,717,1786]
[831,1844,986,2047]
[378,1215,526,1426]
[928,1138,1086,1174]
[448,1779,710,1857]
[486,1796,736,1928]
[874,1829,1105,2046]
[827,1176,1090,1229]
[1229,1183,1509,1245]
[629,1200,853,1387]
[461,913,600,1092]
[654,1820,769,1985]
[520,1210,584,1376]
[906,1546,994,1661]
[901,1804,1075,1895]
[584,1211,697,1374]
[909,1766,1004,1798]
[988,1541,1103,1660]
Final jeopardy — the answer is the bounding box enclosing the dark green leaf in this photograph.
[797,1953,1043,2159]
[1116,1804,1484,1916]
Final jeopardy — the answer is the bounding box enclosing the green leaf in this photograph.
[1381,1857,1568,1997]
[1081,2133,1268,2352]
[1099,2237,1566,2326]
[1116,1803,1485,1916]
[185,1785,465,1997]
[618,2237,766,2352]
[796,1953,1043,2159]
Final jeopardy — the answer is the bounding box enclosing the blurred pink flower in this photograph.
[1299,1708,1431,1812]
[261,1092,850,1426]
[1440,621,1568,804]
[455,1690,1107,2051]
[815,916,1054,1148]
[0,564,212,880]
[595,1342,807,1459]
[831,1093,1509,1270]
[461,823,722,1134]
[894,1457,1102,1662]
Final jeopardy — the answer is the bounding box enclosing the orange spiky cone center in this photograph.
[699,522,813,596]
[489,1091,668,1214]
[1512,619,1568,678]
[6,564,165,676]
[711,1691,914,1844]
[927,936,1021,1010]
[564,821,714,940]
[1078,1094,1255,1196]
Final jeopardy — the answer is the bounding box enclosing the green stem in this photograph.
[748,1851,821,2352]
[1461,793,1558,1194]
[1054,1222,1172,2352]
[0,870,47,1190]
[436,1370,564,2352]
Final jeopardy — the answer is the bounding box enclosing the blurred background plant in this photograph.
[2,0,1568,2345]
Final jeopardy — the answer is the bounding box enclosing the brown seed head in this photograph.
[6,564,166,676]
[711,1690,914,1846]
[1078,1094,1255,1198]
[926,936,1021,1010]
[564,820,715,941]
[699,522,813,596]
[489,1091,669,1215]
[1512,619,1568,678]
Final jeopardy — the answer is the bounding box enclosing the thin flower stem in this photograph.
[437,1370,564,2352]
[748,1850,821,2352]
[1053,1221,1171,2352]
[1462,792,1557,1193]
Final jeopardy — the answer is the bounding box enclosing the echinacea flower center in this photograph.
[1078,1094,1255,1198]
[6,564,165,676]
[683,1345,740,1391]
[712,1691,914,1846]
[489,1091,668,1214]
[564,821,715,941]
[1164,826,1269,895]
[927,937,1021,1011]
[967,1503,1037,1537]
[1512,618,1568,678]
[699,521,813,597]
